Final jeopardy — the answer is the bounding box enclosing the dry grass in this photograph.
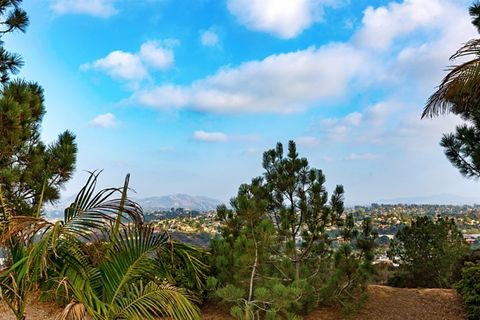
[0,285,466,320]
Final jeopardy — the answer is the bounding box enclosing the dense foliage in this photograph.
[0,81,77,216]
[0,0,28,83]
[0,173,204,320]
[209,141,377,319]
[456,262,480,320]
[388,216,469,288]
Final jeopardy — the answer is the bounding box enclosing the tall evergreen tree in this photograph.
[0,0,77,216]
[0,0,28,84]
[210,141,377,318]
[262,141,348,284]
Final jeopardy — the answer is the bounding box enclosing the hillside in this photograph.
[3,285,465,320]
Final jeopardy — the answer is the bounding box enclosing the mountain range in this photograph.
[44,193,224,216]
[136,194,223,211]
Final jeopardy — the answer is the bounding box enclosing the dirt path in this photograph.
[0,297,62,320]
[202,285,466,320]
[305,285,466,320]
[0,285,466,319]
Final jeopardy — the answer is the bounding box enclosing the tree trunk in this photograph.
[248,231,258,302]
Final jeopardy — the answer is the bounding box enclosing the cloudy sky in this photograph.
[7,0,480,204]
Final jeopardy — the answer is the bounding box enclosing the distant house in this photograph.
[464,233,480,244]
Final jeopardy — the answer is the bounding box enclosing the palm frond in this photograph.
[101,225,168,304]
[156,239,208,291]
[470,1,480,33]
[56,301,88,320]
[65,171,144,228]
[422,39,480,118]
[112,281,200,320]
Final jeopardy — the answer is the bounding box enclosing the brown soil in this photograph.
[0,295,62,320]
[305,285,466,320]
[202,285,467,320]
[0,285,466,320]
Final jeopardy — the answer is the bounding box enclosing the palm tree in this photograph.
[55,225,200,320]
[470,1,480,33]
[421,2,480,180]
[422,1,480,118]
[1,172,203,320]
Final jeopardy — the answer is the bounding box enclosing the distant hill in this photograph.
[378,193,480,206]
[136,194,222,212]
[44,193,223,218]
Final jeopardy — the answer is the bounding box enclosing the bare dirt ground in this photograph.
[202,285,467,320]
[0,295,62,320]
[0,285,466,319]
[305,285,466,320]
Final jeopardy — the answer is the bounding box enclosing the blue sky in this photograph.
[6,0,480,204]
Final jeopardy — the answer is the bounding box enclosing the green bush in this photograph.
[456,262,480,320]
[388,216,468,288]
[451,249,480,285]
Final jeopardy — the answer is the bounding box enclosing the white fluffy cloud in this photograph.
[89,51,147,81]
[83,40,175,82]
[317,100,405,145]
[321,112,363,136]
[135,44,366,113]
[354,0,446,50]
[193,130,228,142]
[83,0,474,119]
[140,41,175,71]
[355,0,471,50]
[133,0,475,115]
[200,30,220,46]
[51,0,117,17]
[90,113,118,128]
[227,0,332,39]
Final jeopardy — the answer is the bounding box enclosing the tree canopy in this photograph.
[388,216,468,288]
[0,0,28,84]
[0,0,77,217]
[210,141,377,318]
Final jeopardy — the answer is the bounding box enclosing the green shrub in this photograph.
[456,262,480,320]
[451,249,480,285]
[388,216,468,288]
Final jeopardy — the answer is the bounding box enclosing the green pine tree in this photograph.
[0,0,28,84]
[262,141,347,283]
[0,81,77,216]
[0,1,77,217]
[210,141,377,318]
